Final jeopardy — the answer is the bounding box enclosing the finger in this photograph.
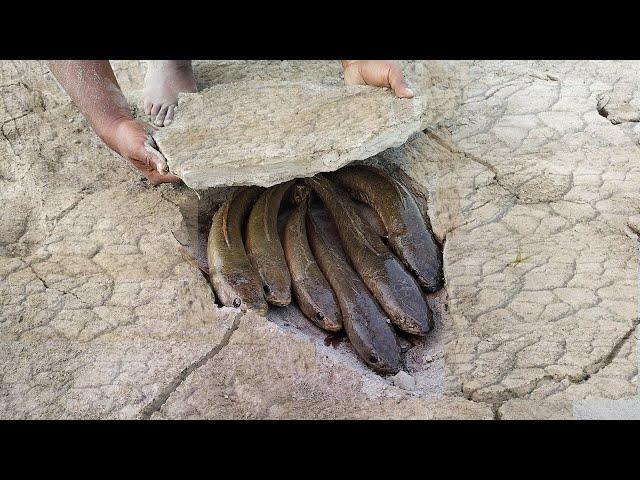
[141,136,169,174]
[145,170,182,185]
[144,99,152,116]
[164,105,176,126]
[342,61,363,86]
[154,104,170,127]
[388,64,414,98]
[150,103,161,118]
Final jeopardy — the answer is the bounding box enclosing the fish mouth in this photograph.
[399,304,436,335]
[230,293,268,314]
[366,352,401,375]
[313,311,342,332]
[244,301,269,315]
[268,298,290,307]
[263,284,291,307]
[414,266,444,293]
[399,316,432,336]
[431,270,445,291]
[322,323,343,333]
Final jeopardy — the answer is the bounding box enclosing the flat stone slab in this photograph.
[153,81,424,189]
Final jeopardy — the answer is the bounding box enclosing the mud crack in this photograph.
[139,313,242,419]
[24,260,91,306]
[422,128,522,201]
[596,93,640,125]
[463,319,639,417]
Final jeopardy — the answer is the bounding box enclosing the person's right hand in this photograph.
[104,117,181,185]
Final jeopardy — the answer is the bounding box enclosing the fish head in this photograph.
[391,236,444,293]
[352,321,402,374]
[236,287,269,314]
[261,270,292,307]
[216,272,268,314]
[291,183,310,205]
[364,343,402,375]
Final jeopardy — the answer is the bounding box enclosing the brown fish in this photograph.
[305,174,432,335]
[329,165,443,292]
[352,200,387,238]
[307,202,401,374]
[207,186,268,313]
[282,185,342,332]
[245,181,293,306]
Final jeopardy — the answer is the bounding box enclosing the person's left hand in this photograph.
[341,61,414,98]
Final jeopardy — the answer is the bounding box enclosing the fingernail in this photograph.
[405,88,415,97]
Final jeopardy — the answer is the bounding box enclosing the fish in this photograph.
[245,181,293,306]
[307,202,401,374]
[352,200,387,238]
[305,174,433,335]
[329,165,443,292]
[282,185,342,331]
[207,186,268,313]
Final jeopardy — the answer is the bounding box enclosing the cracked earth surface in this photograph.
[0,60,637,419]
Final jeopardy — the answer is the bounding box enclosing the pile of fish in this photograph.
[207,165,443,374]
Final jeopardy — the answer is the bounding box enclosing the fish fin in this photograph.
[222,201,232,248]
[258,192,271,243]
[178,246,210,277]
[345,206,386,255]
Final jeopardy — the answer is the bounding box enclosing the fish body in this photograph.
[329,166,443,292]
[245,181,293,306]
[207,186,268,313]
[352,200,386,237]
[305,174,432,335]
[307,203,401,373]
[282,187,342,331]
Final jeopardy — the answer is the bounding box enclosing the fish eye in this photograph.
[315,312,324,322]
[263,285,272,296]
[233,298,242,308]
[369,354,379,364]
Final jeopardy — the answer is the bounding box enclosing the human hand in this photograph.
[104,118,181,185]
[341,60,414,98]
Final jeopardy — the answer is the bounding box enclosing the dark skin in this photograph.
[48,60,414,185]
[48,61,180,185]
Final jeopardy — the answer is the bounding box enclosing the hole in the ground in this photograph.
[173,165,447,394]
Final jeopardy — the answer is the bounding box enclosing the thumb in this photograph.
[388,64,414,99]
[141,136,169,174]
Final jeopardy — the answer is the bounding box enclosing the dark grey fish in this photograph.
[305,174,432,335]
[307,202,401,373]
[329,165,443,292]
[282,186,342,331]
[245,181,293,306]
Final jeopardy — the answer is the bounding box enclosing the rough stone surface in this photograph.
[153,62,455,190]
[0,60,637,419]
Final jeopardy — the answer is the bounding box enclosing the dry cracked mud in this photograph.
[0,60,637,419]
